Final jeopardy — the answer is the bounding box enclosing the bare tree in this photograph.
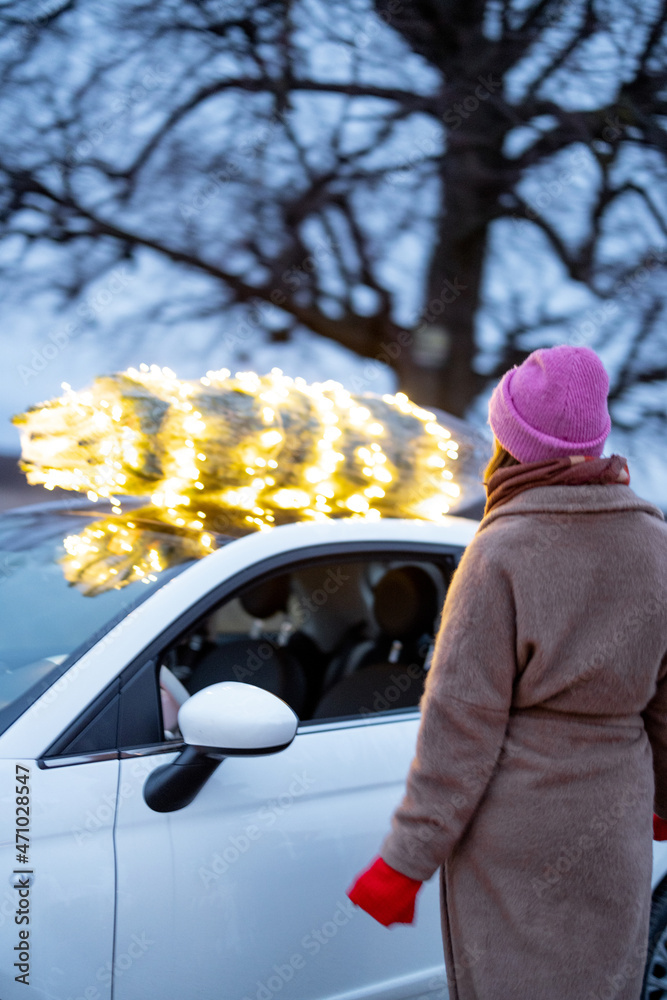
[0,0,666,422]
[374,0,667,415]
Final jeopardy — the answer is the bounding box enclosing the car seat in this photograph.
[186,575,308,715]
[311,565,440,719]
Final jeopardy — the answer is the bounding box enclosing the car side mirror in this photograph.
[144,682,299,813]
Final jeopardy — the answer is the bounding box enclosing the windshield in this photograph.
[0,500,234,735]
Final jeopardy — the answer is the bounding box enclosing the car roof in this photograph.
[0,496,480,547]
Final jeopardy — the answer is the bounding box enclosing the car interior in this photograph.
[158,554,458,736]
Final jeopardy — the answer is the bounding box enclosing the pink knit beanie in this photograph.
[488,345,611,463]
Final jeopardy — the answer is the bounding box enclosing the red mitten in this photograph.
[654,814,667,841]
[347,856,422,927]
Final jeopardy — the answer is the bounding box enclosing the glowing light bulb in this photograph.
[345,494,370,514]
[261,430,283,448]
[272,489,311,509]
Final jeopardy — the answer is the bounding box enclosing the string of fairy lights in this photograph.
[14,365,463,594]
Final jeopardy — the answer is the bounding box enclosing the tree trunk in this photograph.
[394,89,512,417]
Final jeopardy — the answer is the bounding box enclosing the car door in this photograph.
[0,754,118,1000]
[111,541,461,1000]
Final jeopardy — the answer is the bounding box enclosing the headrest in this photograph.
[240,574,290,619]
[373,566,439,639]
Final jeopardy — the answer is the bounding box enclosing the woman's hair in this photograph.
[484,438,520,484]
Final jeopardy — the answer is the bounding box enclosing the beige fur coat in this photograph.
[381,484,667,1000]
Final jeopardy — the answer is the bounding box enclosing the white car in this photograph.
[1,498,666,1000]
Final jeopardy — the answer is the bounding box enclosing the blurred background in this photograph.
[0,0,665,511]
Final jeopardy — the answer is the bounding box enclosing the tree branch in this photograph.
[110,76,437,181]
[6,168,403,359]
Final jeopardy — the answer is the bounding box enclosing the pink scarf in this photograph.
[484,455,630,516]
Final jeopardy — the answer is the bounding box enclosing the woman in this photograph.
[347,345,667,1000]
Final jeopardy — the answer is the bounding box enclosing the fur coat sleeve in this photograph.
[380,532,516,882]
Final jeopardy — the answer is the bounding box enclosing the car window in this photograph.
[156,551,458,737]
[0,501,237,736]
